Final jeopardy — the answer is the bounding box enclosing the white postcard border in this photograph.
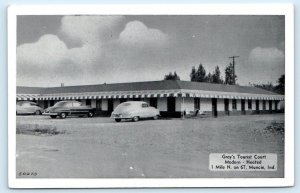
[8,4,294,188]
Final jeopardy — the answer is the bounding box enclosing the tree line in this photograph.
[163,63,284,94]
[164,63,237,85]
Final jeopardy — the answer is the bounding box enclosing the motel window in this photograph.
[86,99,91,106]
[232,99,237,110]
[142,103,149,108]
[73,102,81,107]
[263,100,266,110]
[194,98,200,110]
[150,98,157,108]
[248,100,252,109]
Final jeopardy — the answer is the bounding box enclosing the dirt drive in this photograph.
[16,114,284,178]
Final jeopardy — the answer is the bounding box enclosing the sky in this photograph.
[16,15,285,87]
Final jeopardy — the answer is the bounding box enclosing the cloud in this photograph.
[119,21,168,47]
[60,15,124,45]
[17,34,68,67]
[17,35,80,84]
[249,47,284,64]
[17,17,171,86]
[244,47,284,84]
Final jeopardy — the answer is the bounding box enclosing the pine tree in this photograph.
[164,71,180,80]
[212,66,223,84]
[190,66,197,81]
[225,63,236,85]
[196,64,206,82]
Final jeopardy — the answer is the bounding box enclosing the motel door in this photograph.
[256,100,259,114]
[167,97,176,115]
[224,99,229,116]
[269,100,272,113]
[212,98,218,117]
[108,99,114,114]
[241,99,246,115]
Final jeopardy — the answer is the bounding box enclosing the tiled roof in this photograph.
[17,80,281,96]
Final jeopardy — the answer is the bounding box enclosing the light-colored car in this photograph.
[16,101,44,115]
[43,101,95,119]
[111,101,160,122]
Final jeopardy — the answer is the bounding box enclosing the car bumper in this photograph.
[42,112,59,116]
[110,114,133,119]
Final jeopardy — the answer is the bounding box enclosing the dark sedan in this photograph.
[43,101,95,119]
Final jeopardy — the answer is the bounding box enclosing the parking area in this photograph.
[16,114,284,178]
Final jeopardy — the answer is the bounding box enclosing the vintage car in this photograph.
[111,101,160,122]
[16,101,44,115]
[43,101,95,119]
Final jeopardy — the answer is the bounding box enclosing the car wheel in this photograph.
[87,111,94,117]
[60,112,67,119]
[50,115,57,119]
[153,115,158,120]
[35,110,42,115]
[115,118,121,122]
[132,116,139,122]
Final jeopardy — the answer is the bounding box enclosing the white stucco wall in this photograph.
[102,99,108,111]
[266,101,269,110]
[176,97,182,112]
[272,101,276,110]
[201,98,212,111]
[182,97,194,112]
[245,100,249,111]
[157,98,167,111]
[259,100,263,110]
[217,99,225,111]
[236,99,241,111]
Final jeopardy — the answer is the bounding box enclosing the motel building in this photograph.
[16,80,284,118]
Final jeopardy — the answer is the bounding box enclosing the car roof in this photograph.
[17,101,36,104]
[58,100,81,103]
[122,101,147,105]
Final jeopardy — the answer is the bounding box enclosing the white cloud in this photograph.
[119,21,168,47]
[245,47,284,84]
[17,34,68,68]
[249,47,284,64]
[17,17,171,86]
[60,15,124,44]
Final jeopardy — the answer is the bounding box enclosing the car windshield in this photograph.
[53,101,69,107]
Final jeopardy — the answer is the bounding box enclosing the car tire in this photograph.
[153,115,158,120]
[132,116,139,122]
[35,110,42,115]
[50,115,57,119]
[115,118,121,122]
[60,112,67,119]
[87,111,94,117]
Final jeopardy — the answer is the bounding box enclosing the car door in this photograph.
[63,102,73,114]
[141,103,151,118]
[72,102,89,115]
[22,102,33,114]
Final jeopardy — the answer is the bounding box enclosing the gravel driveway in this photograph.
[16,114,284,178]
